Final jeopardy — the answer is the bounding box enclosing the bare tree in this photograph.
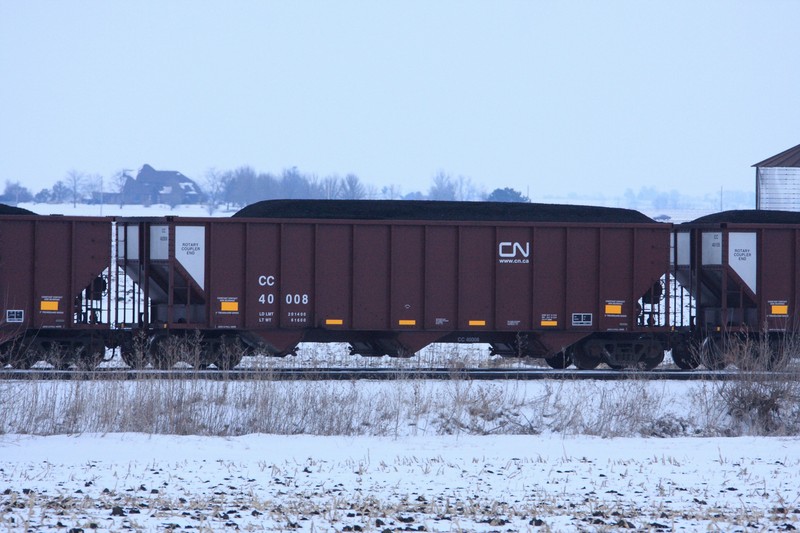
[203,167,233,214]
[428,171,456,200]
[454,175,482,201]
[364,183,379,199]
[254,172,279,201]
[65,169,86,207]
[340,174,366,199]
[83,174,105,204]
[280,167,312,198]
[320,176,343,199]
[304,173,326,199]
[381,184,403,200]
[224,166,258,206]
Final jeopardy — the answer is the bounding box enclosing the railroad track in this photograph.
[0,367,794,381]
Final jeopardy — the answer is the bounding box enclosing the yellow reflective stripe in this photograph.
[468,320,486,327]
[40,300,59,311]
[540,320,558,327]
[325,319,343,325]
[398,319,416,326]
[220,301,238,312]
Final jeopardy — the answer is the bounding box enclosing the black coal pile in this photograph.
[0,203,36,215]
[233,200,656,224]
[690,210,800,225]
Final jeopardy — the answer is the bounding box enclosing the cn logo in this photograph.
[498,241,530,258]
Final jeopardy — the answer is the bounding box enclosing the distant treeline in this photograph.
[0,166,529,208]
[1,165,754,212]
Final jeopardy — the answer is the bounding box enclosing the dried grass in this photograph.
[1,337,799,438]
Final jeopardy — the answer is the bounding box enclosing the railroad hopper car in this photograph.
[115,200,673,369]
[0,208,112,368]
[671,210,800,369]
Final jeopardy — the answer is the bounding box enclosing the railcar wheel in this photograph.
[119,348,140,369]
[572,342,601,370]
[544,350,572,369]
[671,345,699,370]
[636,342,665,371]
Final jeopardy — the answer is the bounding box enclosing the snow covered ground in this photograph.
[2,377,800,532]
[2,433,799,532]
[16,202,226,218]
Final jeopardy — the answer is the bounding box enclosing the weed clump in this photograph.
[703,331,800,436]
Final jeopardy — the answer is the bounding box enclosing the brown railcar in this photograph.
[9,201,800,372]
[115,201,673,369]
[0,214,112,368]
[672,210,800,369]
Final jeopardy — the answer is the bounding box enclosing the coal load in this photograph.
[0,203,35,215]
[233,200,656,224]
[690,210,800,225]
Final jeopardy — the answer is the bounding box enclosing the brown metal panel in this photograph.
[280,223,315,328]
[245,222,280,329]
[35,220,72,328]
[424,225,458,330]
[563,227,598,330]
[598,228,634,332]
[458,226,494,330]
[632,226,671,329]
[208,222,245,329]
[71,219,112,329]
[352,225,390,330]
[633,226,670,290]
[72,220,112,294]
[1,217,110,337]
[0,220,35,340]
[761,228,794,330]
[390,225,425,329]
[495,226,533,330]
[315,224,353,327]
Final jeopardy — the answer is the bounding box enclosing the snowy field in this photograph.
[2,377,800,532]
[1,433,799,532]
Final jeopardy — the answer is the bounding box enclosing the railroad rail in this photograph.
[1,367,796,381]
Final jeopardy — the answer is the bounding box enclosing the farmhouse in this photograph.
[121,164,205,205]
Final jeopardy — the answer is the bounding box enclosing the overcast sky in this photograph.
[2,1,799,200]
